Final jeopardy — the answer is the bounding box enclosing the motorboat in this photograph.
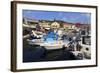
[27,29,69,50]
[27,36,66,49]
[27,39,44,45]
[40,40,64,50]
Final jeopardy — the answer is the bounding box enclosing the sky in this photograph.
[23,10,91,24]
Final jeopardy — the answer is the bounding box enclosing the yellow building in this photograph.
[51,21,60,28]
[63,22,77,30]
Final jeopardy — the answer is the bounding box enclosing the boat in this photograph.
[27,39,44,45]
[27,37,66,49]
[40,40,64,50]
[27,28,68,50]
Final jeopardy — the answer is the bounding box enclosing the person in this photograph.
[76,42,82,51]
[29,30,37,39]
[36,24,41,31]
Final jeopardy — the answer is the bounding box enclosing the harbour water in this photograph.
[23,38,77,62]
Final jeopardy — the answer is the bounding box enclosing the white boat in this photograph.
[40,40,64,50]
[27,29,69,50]
[27,39,44,45]
[27,39,66,50]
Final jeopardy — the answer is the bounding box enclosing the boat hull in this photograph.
[41,45,63,50]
